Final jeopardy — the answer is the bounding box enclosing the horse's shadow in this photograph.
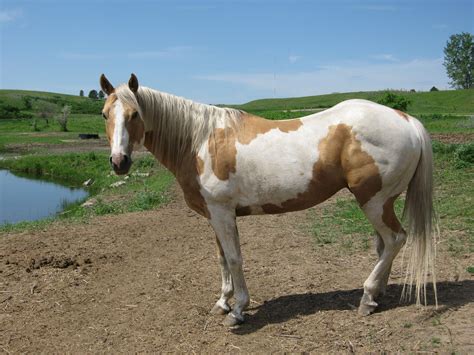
[233,280,473,334]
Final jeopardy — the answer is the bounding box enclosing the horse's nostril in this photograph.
[123,155,129,164]
[109,156,113,165]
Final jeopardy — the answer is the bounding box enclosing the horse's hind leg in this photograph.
[358,195,406,316]
[210,235,233,315]
[375,232,392,296]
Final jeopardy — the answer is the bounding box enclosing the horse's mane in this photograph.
[115,85,241,166]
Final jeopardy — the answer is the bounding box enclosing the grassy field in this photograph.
[0,114,104,149]
[231,88,474,115]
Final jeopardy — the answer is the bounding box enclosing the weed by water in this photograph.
[0,152,174,231]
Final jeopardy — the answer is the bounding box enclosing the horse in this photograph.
[99,73,437,327]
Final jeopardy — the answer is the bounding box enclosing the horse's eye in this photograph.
[102,113,107,120]
[131,111,139,120]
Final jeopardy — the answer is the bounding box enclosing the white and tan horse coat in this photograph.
[100,74,437,326]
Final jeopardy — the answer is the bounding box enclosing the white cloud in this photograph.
[195,58,448,98]
[371,53,399,62]
[0,8,22,23]
[289,55,302,64]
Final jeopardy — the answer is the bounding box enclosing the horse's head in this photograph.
[100,74,145,175]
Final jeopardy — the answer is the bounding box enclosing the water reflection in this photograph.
[0,170,88,225]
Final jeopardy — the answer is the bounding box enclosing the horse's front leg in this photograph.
[210,235,234,315]
[208,204,249,326]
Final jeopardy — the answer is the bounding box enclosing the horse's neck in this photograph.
[143,130,177,174]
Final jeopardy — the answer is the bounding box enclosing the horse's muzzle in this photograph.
[110,154,131,175]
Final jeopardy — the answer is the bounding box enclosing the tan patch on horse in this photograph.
[394,109,409,121]
[237,113,303,145]
[208,113,302,181]
[125,113,145,147]
[196,156,205,175]
[382,195,402,233]
[208,128,237,180]
[102,94,118,145]
[257,124,382,214]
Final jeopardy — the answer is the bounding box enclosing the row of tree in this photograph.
[79,89,105,100]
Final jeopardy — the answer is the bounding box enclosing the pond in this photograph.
[0,169,89,225]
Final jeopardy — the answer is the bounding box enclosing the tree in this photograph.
[98,90,105,100]
[22,96,33,110]
[377,91,410,111]
[57,105,71,132]
[88,90,98,100]
[443,32,474,89]
[0,104,21,119]
[430,86,439,92]
[79,90,84,97]
[35,101,58,125]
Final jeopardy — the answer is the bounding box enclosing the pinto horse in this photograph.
[100,74,437,326]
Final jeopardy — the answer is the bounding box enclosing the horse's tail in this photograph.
[401,118,438,307]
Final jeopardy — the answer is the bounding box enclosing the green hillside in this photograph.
[0,89,103,117]
[231,89,474,115]
[1,88,473,120]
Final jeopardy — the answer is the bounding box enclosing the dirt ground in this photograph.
[430,133,474,144]
[3,138,110,156]
[0,184,472,353]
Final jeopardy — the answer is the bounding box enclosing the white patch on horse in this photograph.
[233,122,328,208]
[112,101,129,156]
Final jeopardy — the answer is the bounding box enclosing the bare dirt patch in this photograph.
[3,138,110,155]
[0,186,472,353]
[431,133,474,144]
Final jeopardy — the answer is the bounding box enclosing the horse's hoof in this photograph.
[358,302,377,316]
[210,303,230,315]
[223,313,244,327]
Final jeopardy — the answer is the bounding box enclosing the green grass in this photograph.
[308,143,473,255]
[230,89,474,115]
[249,110,320,120]
[0,152,174,232]
[418,114,474,133]
[0,114,104,147]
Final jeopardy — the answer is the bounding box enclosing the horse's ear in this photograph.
[128,73,139,94]
[100,74,114,95]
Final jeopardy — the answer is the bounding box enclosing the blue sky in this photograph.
[1,0,473,104]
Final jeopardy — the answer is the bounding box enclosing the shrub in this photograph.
[377,91,411,111]
[0,104,22,119]
[454,143,474,168]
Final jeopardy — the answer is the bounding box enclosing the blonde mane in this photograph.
[114,85,241,166]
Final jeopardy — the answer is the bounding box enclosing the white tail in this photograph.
[401,118,438,307]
